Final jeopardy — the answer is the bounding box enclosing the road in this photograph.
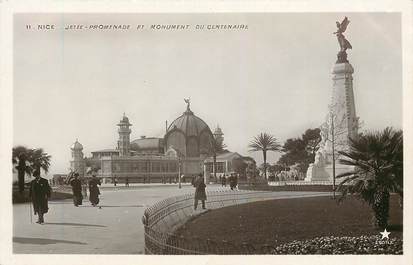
[13,185,329,254]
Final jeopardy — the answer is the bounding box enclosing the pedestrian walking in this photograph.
[70,173,83,206]
[29,170,51,224]
[229,173,238,190]
[125,177,129,187]
[194,174,207,210]
[221,174,227,187]
[229,174,234,190]
[88,174,101,207]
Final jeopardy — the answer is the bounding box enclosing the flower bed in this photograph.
[272,235,402,254]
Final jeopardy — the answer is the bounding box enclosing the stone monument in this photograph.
[305,17,359,182]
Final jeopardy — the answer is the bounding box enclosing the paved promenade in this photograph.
[13,185,329,254]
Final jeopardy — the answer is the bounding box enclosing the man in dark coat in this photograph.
[194,174,207,210]
[229,173,237,190]
[88,174,101,207]
[29,170,51,224]
[125,177,129,187]
[70,173,83,206]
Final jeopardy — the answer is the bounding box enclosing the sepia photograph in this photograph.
[1,2,412,265]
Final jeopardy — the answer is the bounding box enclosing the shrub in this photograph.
[272,235,402,255]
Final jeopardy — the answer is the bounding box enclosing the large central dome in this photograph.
[167,108,210,137]
[164,104,214,158]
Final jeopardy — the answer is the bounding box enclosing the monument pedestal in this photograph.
[305,59,358,183]
[305,162,354,183]
[325,163,355,184]
[305,162,330,182]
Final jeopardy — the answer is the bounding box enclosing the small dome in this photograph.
[121,116,129,123]
[71,140,83,150]
[118,113,131,125]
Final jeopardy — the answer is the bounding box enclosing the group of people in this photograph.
[68,173,102,207]
[220,173,238,190]
[29,171,102,224]
[30,171,211,224]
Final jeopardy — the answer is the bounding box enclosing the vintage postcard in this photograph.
[0,1,412,265]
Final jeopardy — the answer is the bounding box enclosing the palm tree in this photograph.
[248,133,282,179]
[12,146,32,194]
[29,148,51,174]
[337,127,403,229]
[12,146,52,194]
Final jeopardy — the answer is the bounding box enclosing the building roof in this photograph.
[91,149,119,154]
[204,152,243,163]
[167,106,211,137]
[130,137,163,150]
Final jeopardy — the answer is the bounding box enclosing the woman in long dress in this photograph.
[88,174,101,206]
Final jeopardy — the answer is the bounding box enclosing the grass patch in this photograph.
[175,195,402,248]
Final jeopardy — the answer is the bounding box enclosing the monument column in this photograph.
[306,17,358,182]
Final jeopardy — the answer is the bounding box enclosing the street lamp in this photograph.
[178,156,182,189]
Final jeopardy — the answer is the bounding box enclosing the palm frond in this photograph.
[335,127,403,205]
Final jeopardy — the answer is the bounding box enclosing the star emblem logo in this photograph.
[380,228,391,239]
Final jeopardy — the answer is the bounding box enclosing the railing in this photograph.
[268,180,333,186]
[142,190,328,254]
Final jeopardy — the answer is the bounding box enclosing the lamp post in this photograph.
[331,114,336,199]
[178,156,182,189]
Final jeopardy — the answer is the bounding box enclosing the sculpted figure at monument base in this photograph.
[305,151,330,182]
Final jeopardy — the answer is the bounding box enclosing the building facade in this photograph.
[70,102,216,183]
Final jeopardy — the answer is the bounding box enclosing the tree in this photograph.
[242,156,258,178]
[321,103,359,198]
[12,146,31,194]
[302,128,322,158]
[84,157,101,175]
[248,133,281,179]
[12,146,51,193]
[29,148,51,174]
[278,138,307,167]
[336,127,403,229]
[232,157,248,177]
[275,128,321,178]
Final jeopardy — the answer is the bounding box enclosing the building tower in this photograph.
[213,125,224,146]
[70,139,85,176]
[117,113,132,157]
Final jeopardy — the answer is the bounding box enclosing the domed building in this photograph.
[164,101,214,176]
[69,101,215,183]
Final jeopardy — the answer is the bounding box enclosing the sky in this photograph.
[13,13,402,176]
